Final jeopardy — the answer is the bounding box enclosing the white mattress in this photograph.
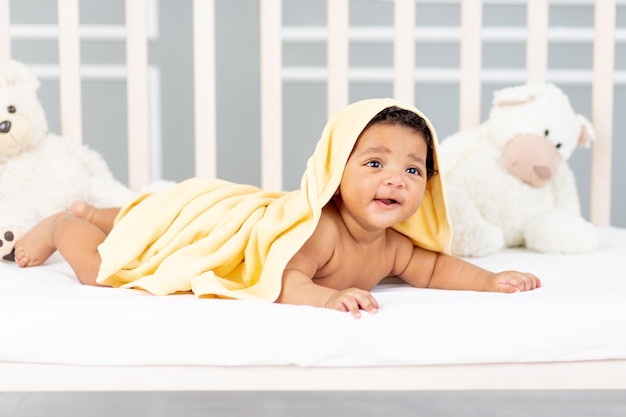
[2,226,625,368]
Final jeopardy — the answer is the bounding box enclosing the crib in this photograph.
[1,0,625,391]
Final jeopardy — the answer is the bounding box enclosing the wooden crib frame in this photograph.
[0,0,623,391]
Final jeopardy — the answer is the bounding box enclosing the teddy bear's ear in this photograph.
[492,83,544,107]
[576,114,595,148]
[0,60,41,92]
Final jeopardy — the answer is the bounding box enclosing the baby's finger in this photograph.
[342,298,362,319]
[515,274,530,292]
[500,273,524,292]
[529,273,542,289]
[520,272,540,290]
[508,272,540,291]
[354,292,379,314]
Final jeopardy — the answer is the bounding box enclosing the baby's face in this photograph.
[336,123,428,231]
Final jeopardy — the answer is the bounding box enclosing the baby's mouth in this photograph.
[376,198,399,206]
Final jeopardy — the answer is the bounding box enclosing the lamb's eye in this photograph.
[544,129,549,137]
[7,105,16,113]
[555,143,562,149]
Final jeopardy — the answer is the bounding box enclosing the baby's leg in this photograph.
[70,201,120,235]
[14,212,107,286]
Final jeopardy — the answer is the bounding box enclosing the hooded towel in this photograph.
[96,98,452,300]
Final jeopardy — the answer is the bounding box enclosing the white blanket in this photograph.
[1,226,625,367]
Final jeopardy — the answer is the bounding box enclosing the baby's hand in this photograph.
[487,271,541,293]
[326,288,379,319]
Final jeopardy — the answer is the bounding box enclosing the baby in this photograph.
[15,101,540,318]
[276,105,540,317]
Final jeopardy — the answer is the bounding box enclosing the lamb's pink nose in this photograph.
[533,165,551,180]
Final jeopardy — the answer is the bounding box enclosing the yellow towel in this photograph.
[96,98,452,300]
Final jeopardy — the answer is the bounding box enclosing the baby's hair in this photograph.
[363,106,437,178]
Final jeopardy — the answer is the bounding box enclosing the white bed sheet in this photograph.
[1,226,625,368]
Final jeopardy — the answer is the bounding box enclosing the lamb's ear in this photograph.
[576,114,595,148]
[0,60,41,92]
[492,83,543,107]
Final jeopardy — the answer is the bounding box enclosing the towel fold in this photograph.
[96,98,452,300]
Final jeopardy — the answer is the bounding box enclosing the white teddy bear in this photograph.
[0,60,137,261]
[438,83,599,257]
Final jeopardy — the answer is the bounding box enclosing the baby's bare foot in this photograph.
[14,212,71,267]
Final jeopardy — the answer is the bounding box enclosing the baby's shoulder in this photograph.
[316,204,342,232]
[386,227,413,248]
[386,228,422,269]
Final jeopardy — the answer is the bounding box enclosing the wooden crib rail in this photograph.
[0,0,9,63]
[124,0,151,191]
[591,0,616,226]
[192,0,217,180]
[0,0,617,225]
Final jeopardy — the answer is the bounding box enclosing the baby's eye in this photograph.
[366,160,382,168]
[406,167,421,176]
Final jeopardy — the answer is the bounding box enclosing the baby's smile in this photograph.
[375,198,399,206]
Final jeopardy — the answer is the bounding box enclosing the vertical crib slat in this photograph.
[193,0,217,178]
[526,0,549,83]
[327,0,349,118]
[260,0,283,191]
[459,0,482,129]
[125,0,151,190]
[393,0,415,105]
[0,0,10,63]
[57,0,83,143]
[590,0,616,226]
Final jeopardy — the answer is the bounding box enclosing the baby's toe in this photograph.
[69,201,87,217]
[14,247,29,267]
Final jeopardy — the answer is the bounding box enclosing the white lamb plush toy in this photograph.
[438,83,599,257]
[0,60,137,261]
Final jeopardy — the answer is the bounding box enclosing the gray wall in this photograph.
[8,0,626,227]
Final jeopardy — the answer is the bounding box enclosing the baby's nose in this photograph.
[385,171,405,187]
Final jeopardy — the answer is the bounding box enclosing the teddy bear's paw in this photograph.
[524,210,600,254]
[0,227,25,262]
[451,221,506,257]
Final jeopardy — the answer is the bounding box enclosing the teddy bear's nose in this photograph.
[0,120,11,133]
[533,165,551,180]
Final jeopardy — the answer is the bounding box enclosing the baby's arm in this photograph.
[399,244,541,292]
[278,262,378,318]
[276,217,379,318]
